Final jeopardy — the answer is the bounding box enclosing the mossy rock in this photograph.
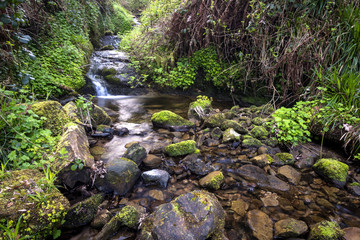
[221,120,248,134]
[100,45,115,50]
[123,143,147,165]
[31,100,70,135]
[211,127,223,140]
[139,190,226,240]
[250,154,273,168]
[96,124,110,132]
[274,218,308,238]
[222,128,241,142]
[63,101,80,122]
[164,140,197,157]
[205,113,225,128]
[274,152,295,165]
[309,221,344,240]
[100,67,117,76]
[64,194,104,229]
[95,157,141,195]
[199,171,224,190]
[224,110,236,119]
[313,158,349,188]
[242,137,263,148]
[188,96,212,121]
[250,126,268,139]
[230,105,242,114]
[151,110,195,132]
[90,104,112,126]
[90,146,106,156]
[252,117,264,126]
[0,169,70,238]
[104,74,121,85]
[104,30,114,36]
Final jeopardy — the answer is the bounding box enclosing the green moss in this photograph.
[90,105,112,126]
[221,120,248,134]
[151,110,194,127]
[165,140,197,156]
[350,182,360,187]
[252,117,264,126]
[309,221,344,240]
[205,113,225,128]
[222,128,241,142]
[210,172,224,190]
[97,124,110,132]
[250,126,268,139]
[242,137,262,148]
[194,149,201,154]
[100,45,115,50]
[189,95,212,109]
[100,67,117,76]
[104,74,120,84]
[313,158,349,183]
[275,152,295,165]
[116,205,139,228]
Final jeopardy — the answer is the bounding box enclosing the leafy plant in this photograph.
[71,158,85,171]
[75,96,93,125]
[0,215,31,240]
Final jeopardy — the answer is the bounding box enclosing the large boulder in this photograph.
[56,122,94,188]
[151,110,195,132]
[0,169,70,238]
[164,140,197,156]
[123,143,147,165]
[63,194,104,229]
[31,100,70,135]
[95,157,141,195]
[313,158,349,188]
[139,190,227,240]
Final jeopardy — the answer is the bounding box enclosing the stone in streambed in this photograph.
[95,157,141,195]
[142,169,170,188]
[205,113,225,128]
[313,158,349,188]
[199,171,224,190]
[274,218,308,238]
[309,221,344,240]
[343,227,360,240]
[91,209,111,229]
[250,126,268,139]
[277,165,301,185]
[188,96,212,121]
[221,120,248,134]
[143,154,162,168]
[211,127,223,140]
[274,152,295,166]
[123,143,147,165]
[250,154,273,168]
[139,190,227,240]
[230,199,249,217]
[242,137,262,148]
[247,210,273,240]
[164,140,197,156]
[90,104,112,126]
[151,110,195,132]
[181,154,215,176]
[222,128,241,142]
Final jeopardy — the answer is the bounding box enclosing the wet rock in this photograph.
[56,122,94,188]
[139,190,227,240]
[164,140,197,156]
[291,143,321,168]
[91,132,113,139]
[221,120,248,134]
[90,146,105,161]
[230,199,249,217]
[96,124,111,132]
[309,221,344,240]
[151,110,195,132]
[258,175,290,193]
[149,189,165,201]
[313,158,349,188]
[188,96,212,122]
[316,198,334,209]
[260,192,279,207]
[252,117,264,126]
[204,138,220,147]
[250,126,268,139]
[114,127,129,136]
[347,182,360,196]
[142,169,170,188]
[258,146,268,154]
[242,137,262,148]
[94,206,139,240]
[31,100,70,135]
[100,44,115,50]
[181,154,215,176]
[91,104,112,126]
[237,164,268,183]
[250,154,273,168]
[274,152,295,165]
[343,227,360,240]
[199,171,224,190]
[143,154,162,168]
[95,157,141,195]
[211,127,223,140]
[247,210,273,240]
[223,128,241,142]
[63,101,80,122]
[205,113,225,128]
[64,194,104,229]
[91,209,111,229]
[0,169,70,238]
[274,218,308,238]
[123,143,147,165]
[277,165,301,185]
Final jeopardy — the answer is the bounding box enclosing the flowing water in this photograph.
[66,35,360,240]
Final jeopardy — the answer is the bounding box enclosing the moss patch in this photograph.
[242,137,262,148]
[309,221,344,240]
[199,171,224,190]
[205,113,225,128]
[165,140,197,156]
[151,110,194,128]
[313,158,349,187]
[100,67,117,76]
[116,205,139,228]
[250,126,268,139]
[275,152,295,165]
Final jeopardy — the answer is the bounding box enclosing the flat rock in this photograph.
[344,227,360,240]
[230,199,249,217]
[277,165,302,185]
[143,154,162,168]
[274,218,308,238]
[142,169,170,188]
[247,210,273,240]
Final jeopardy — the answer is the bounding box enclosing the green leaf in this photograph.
[70,164,77,171]
[53,229,61,239]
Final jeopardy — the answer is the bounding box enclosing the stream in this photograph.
[63,35,360,240]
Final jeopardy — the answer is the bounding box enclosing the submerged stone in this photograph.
[247,210,273,240]
[139,190,226,240]
[274,218,308,238]
[313,158,349,188]
[123,143,147,165]
[309,221,344,240]
[164,140,197,156]
[151,110,195,132]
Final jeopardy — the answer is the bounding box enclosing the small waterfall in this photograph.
[87,62,109,96]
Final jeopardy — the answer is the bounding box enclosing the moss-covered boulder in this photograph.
[250,154,273,168]
[188,95,212,121]
[100,44,114,50]
[309,221,344,240]
[90,104,112,126]
[104,74,121,85]
[0,169,70,238]
[252,117,264,126]
[94,205,139,240]
[139,190,226,240]
[274,152,295,166]
[63,194,104,229]
[204,113,225,128]
[164,140,197,156]
[250,126,268,139]
[151,110,195,132]
[199,171,224,190]
[123,143,147,165]
[242,137,263,148]
[222,128,241,142]
[211,127,223,140]
[31,100,70,135]
[63,101,80,122]
[221,120,248,134]
[313,158,349,188]
[95,157,141,195]
[99,67,117,76]
[274,218,308,238]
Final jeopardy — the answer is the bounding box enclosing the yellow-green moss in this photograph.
[242,137,262,148]
[309,221,344,240]
[250,126,268,139]
[313,158,349,183]
[116,205,139,228]
[151,110,194,127]
[164,140,197,156]
[275,152,295,165]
